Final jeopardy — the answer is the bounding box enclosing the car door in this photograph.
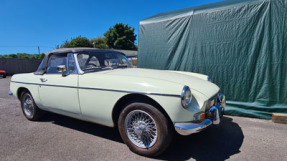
[38,53,81,115]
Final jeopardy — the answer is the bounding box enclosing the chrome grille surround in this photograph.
[205,94,218,111]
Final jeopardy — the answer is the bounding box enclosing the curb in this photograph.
[272,113,287,124]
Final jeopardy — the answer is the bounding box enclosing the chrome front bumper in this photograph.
[175,119,213,136]
[174,108,220,135]
[175,93,225,136]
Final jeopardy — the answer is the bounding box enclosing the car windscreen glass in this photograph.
[77,52,132,72]
[36,59,44,72]
[46,55,67,74]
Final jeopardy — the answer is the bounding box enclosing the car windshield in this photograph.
[77,51,133,72]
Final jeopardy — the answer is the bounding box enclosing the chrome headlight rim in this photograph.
[181,86,192,108]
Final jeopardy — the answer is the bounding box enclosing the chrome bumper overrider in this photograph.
[175,93,225,136]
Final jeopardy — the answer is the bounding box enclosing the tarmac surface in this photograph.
[0,77,286,161]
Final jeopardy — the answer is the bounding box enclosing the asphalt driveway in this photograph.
[0,77,286,161]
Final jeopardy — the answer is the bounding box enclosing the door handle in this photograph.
[40,78,47,82]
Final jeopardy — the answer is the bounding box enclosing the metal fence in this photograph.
[0,58,42,75]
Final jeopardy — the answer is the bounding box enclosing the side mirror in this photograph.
[57,65,68,76]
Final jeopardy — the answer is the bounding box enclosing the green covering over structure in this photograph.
[138,0,287,119]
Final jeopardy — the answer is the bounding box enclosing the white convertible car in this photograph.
[9,48,225,157]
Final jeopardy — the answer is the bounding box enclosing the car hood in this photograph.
[100,68,219,98]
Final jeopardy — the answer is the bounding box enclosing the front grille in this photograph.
[205,94,218,111]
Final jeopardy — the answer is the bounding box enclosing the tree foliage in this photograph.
[60,36,92,48]
[104,23,137,50]
[57,23,137,50]
[39,53,45,59]
[90,36,108,49]
[60,40,70,48]
[0,53,45,59]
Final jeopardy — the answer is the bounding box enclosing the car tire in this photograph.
[20,91,44,121]
[118,102,173,157]
[3,74,6,78]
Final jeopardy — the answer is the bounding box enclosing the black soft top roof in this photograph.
[45,47,124,56]
[35,48,124,75]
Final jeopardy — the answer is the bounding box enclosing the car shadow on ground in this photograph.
[41,113,243,161]
[158,116,244,161]
[40,112,123,143]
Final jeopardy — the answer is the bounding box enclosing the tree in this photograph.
[90,36,108,49]
[69,36,92,47]
[60,36,92,48]
[8,54,17,58]
[60,40,70,48]
[0,53,45,59]
[104,23,137,50]
[39,53,45,59]
[17,53,30,59]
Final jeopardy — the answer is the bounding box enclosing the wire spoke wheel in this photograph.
[22,94,34,117]
[125,110,158,148]
[118,102,172,157]
[20,91,43,121]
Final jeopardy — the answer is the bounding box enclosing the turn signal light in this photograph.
[208,112,212,117]
[201,113,205,120]
[193,113,206,121]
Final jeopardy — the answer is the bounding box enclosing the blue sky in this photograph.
[0,0,223,55]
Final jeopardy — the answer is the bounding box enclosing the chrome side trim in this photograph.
[11,81,181,98]
[79,86,180,97]
[174,119,212,136]
[8,91,13,96]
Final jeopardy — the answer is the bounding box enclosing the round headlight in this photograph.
[181,86,192,108]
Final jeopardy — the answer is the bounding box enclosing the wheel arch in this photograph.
[17,87,30,100]
[112,93,173,127]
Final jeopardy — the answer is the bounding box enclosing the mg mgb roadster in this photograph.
[9,48,225,157]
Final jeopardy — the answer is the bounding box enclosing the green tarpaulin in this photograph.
[138,0,287,119]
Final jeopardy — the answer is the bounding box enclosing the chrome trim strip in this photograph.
[11,81,181,98]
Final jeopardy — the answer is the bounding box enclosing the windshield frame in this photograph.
[75,51,133,74]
